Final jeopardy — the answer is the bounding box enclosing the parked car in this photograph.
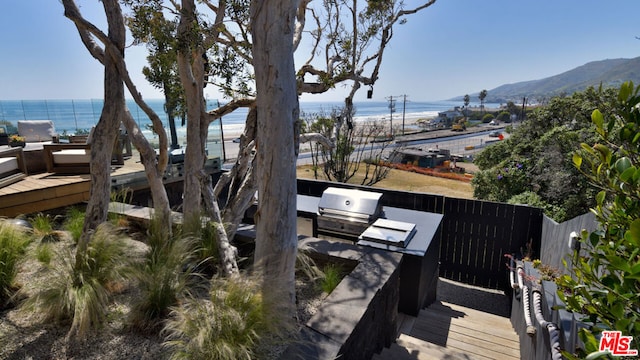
[489,120,499,126]
[489,131,501,137]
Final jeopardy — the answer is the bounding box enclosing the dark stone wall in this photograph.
[281,238,402,360]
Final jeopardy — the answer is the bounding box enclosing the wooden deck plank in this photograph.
[0,155,217,217]
[413,304,518,358]
[384,300,520,360]
[417,303,518,342]
[412,312,519,349]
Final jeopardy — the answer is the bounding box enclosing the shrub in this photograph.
[128,216,199,332]
[497,111,511,123]
[163,275,292,360]
[0,221,31,306]
[556,82,640,358]
[482,113,495,123]
[24,223,137,338]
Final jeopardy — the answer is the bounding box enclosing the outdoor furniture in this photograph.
[43,143,92,174]
[17,120,59,144]
[16,120,62,173]
[43,127,126,174]
[0,147,27,188]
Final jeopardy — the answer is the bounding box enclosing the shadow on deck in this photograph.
[375,278,519,360]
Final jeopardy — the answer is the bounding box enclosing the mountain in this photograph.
[454,57,640,103]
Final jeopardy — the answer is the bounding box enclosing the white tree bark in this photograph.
[63,0,172,237]
[177,0,208,225]
[250,0,301,311]
[62,0,125,255]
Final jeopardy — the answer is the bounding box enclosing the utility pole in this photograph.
[401,94,408,135]
[387,95,408,138]
[386,95,396,138]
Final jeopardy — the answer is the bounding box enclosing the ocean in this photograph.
[0,98,496,137]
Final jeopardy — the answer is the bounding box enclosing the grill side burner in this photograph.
[316,187,384,240]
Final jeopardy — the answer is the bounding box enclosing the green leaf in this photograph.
[596,191,606,206]
[619,81,633,102]
[592,109,604,131]
[628,219,640,246]
[615,157,632,174]
[573,153,583,168]
[620,166,637,183]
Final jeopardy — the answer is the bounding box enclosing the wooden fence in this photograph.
[440,198,543,290]
[297,179,543,291]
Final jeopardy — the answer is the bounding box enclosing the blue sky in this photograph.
[1,1,638,102]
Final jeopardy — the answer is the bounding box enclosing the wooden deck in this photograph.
[375,301,519,359]
[375,278,520,360]
[0,155,217,217]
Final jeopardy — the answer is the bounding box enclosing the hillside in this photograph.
[454,56,640,103]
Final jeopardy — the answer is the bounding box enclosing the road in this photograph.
[222,123,510,167]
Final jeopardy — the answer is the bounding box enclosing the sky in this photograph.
[1,1,639,103]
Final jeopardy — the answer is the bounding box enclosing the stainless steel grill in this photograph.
[316,187,384,240]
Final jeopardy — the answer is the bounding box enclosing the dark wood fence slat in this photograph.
[297,179,543,292]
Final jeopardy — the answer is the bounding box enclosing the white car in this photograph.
[489,120,499,126]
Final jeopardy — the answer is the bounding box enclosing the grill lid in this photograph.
[318,187,383,220]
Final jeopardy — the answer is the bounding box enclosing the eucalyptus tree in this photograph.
[249,0,301,310]
[61,0,172,257]
[121,0,438,306]
[126,1,184,150]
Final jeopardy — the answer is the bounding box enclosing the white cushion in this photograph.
[52,149,91,164]
[0,157,19,175]
[18,120,56,142]
[23,142,53,151]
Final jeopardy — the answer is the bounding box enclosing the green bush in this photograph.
[556,82,640,358]
[0,221,31,306]
[482,113,495,123]
[497,111,511,123]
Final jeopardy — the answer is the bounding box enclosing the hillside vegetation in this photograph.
[455,57,640,103]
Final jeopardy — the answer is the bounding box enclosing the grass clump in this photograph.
[63,206,85,244]
[320,263,344,294]
[35,243,53,265]
[128,217,199,332]
[23,222,136,338]
[0,220,32,307]
[30,213,64,243]
[163,274,292,360]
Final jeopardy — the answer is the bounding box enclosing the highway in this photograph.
[222,123,510,167]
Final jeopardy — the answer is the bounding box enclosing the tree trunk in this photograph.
[177,0,207,226]
[250,0,300,311]
[75,0,125,260]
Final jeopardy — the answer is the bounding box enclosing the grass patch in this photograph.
[0,221,32,306]
[320,263,344,294]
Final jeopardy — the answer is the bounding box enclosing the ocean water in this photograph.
[0,98,495,136]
